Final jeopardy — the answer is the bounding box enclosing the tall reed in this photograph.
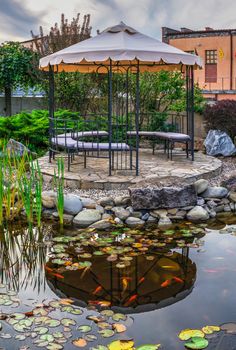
[54,158,65,226]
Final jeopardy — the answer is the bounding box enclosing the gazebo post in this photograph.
[108,59,113,176]
[135,61,140,176]
[190,65,195,161]
[48,65,55,163]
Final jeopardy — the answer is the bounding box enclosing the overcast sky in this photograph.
[1,0,236,43]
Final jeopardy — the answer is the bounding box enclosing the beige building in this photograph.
[162,27,236,100]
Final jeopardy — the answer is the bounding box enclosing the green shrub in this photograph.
[203,100,236,139]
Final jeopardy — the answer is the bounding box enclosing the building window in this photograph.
[205,50,217,83]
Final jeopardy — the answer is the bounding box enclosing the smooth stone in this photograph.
[186,206,209,221]
[126,206,134,213]
[114,217,123,225]
[99,197,115,207]
[42,208,55,220]
[102,213,113,220]
[73,209,101,227]
[63,194,83,215]
[176,210,186,217]
[96,204,105,214]
[141,213,150,221]
[194,179,209,194]
[158,217,172,227]
[207,200,217,208]
[125,217,145,228]
[114,196,131,206]
[112,207,130,220]
[230,202,236,211]
[132,211,142,219]
[197,198,205,206]
[42,191,56,209]
[209,210,217,218]
[215,205,225,213]
[146,215,157,224]
[224,205,231,212]
[52,212,74,225]
[150,209,168,219]
[167,208,178,215]
[182,206,194,211]
[80,197,96,209]
[202,186,228,199]
[229,192,236,202]
[222,198,230,204]
[89,219,112,230]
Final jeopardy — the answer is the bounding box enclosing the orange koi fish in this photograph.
[126,294,138,305]
[121,277,131,293]
[161,279,172,288]
[45,266,53,272]
[138,277,145,284]
[52,273,64,279]
[92,286,102,295]
[172,276,184,283]
[88,300,111,307]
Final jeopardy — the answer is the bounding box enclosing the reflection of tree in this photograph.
[0,224,50,292]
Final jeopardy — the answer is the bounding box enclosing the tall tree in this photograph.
[31,13,92,56]
[0,42,40,116]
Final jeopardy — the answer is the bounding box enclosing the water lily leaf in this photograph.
[93,251,104,256]
[107,255,118,262]
[220,322,236,333]
[112,313,127,322]
[112,323,127,333]
[108,340,134,350]
[49,301,61,309]
[61,318,76,327]
[51,259,66,265]
[14,319,33,332]
[72,338,87,347]
[61,306,83,315]
[34,316,50,325]
[84,334,98,341]
[98,329,115,338]
[11,313,26,320]
[86,315,106,323]
[15,334,27,341]
[136,345,161,350]
[34,326,49,334]
[59,299,74,305]
[202,325,220,334]
[80,253,92,258]
[178,329,205,340]
[146,256,155,261]
[78,325,92,333]
[33,308,49,316]
[100,310,114,318]
[184,337,209,349]
[46,344,64,350]
[44,318,61,327]
[1,333,11,339]
[53,332,65,339]
[116,263,126,269]
[79,261,92,269]
[97,322,111,329]
[40,334,54,342]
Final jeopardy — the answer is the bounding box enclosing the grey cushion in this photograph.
[51,137,76,148]
[127,131,190,141]
[77,142,130,151]
[127,131,156,137]
[72,131,108,139]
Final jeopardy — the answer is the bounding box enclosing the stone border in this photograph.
[41,179,236,229]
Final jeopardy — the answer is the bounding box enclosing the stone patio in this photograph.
[38,149,222,190]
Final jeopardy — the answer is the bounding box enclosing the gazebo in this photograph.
[39,22,202,176]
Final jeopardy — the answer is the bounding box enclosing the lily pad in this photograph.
[136,345,161,350]
[185,337,209,349]
[112,323,127,333]
[61,318,76,327]
[34,326,49,335]
[47,344,64,350]
[108,340,134,350]
[72,338,87,347]
[221,322,236,333]
[178,329,205,340]
[112,313,127,322]
[202,325,220,334]
[44,318,61,328]
[78,325,92,333]
[98,329,115,338]
[84,334,98,341]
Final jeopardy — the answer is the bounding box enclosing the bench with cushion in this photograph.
[127,131,192,160]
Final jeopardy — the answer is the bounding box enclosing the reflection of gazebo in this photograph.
[40,22,202,175]
[46,247,196,314]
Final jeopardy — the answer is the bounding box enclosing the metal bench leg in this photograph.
[84,151,87,168]
[49,149,52,163]
[186,142,189,159]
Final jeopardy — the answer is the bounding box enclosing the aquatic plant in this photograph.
[54,157,65,226]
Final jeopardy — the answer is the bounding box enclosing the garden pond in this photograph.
[1,214,236,349]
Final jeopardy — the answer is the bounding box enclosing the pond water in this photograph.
[1,214,236,349]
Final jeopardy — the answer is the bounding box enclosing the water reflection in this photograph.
[46,236,197,313]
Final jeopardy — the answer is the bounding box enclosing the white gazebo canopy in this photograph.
[39,22,202,73]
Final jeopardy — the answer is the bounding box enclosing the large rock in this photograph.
[221,173,236,191]
[125,217,145,228]
[42,191,56,209]
[112,207,130,220]
[158,217,172,227]
[229,192,236,202]
[64,194,83,215]
[130,182,197,210]
[186,206,209,221]
[99,197,115,207]
[201,186,228,199]
[6,139,32,157]
[73,209,101,227]
[89,219,112,230]
[80,197,96,209]
[194,179,209,194]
